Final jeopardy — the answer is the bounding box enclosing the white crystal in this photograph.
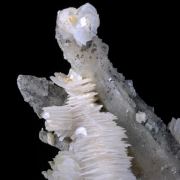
[168,117,180,144]
[75,127,87,136]
[43,67,136,180]
[56,3,100,46]
[42,151,83,180]
[136,111,147,124]
[41,112,50,119]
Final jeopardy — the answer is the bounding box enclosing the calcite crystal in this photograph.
[17,3,180,180]
[41,69,135,179]
[56,3,99,46]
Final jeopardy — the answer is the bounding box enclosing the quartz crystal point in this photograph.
[17,3,180,180]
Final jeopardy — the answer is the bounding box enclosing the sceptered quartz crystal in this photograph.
[56,3,100,46]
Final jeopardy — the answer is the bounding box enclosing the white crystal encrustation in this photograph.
[42,69,136,180]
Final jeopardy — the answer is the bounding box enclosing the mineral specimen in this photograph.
[17,3,180,180]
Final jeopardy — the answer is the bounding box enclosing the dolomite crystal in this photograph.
[17,3,180,180]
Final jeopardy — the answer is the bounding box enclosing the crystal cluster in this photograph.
[17,2,180,180]
[42,69,135,179]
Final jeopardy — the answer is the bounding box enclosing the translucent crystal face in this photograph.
[56,3,100,46]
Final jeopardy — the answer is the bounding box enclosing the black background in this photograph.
[6,0,180,179]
